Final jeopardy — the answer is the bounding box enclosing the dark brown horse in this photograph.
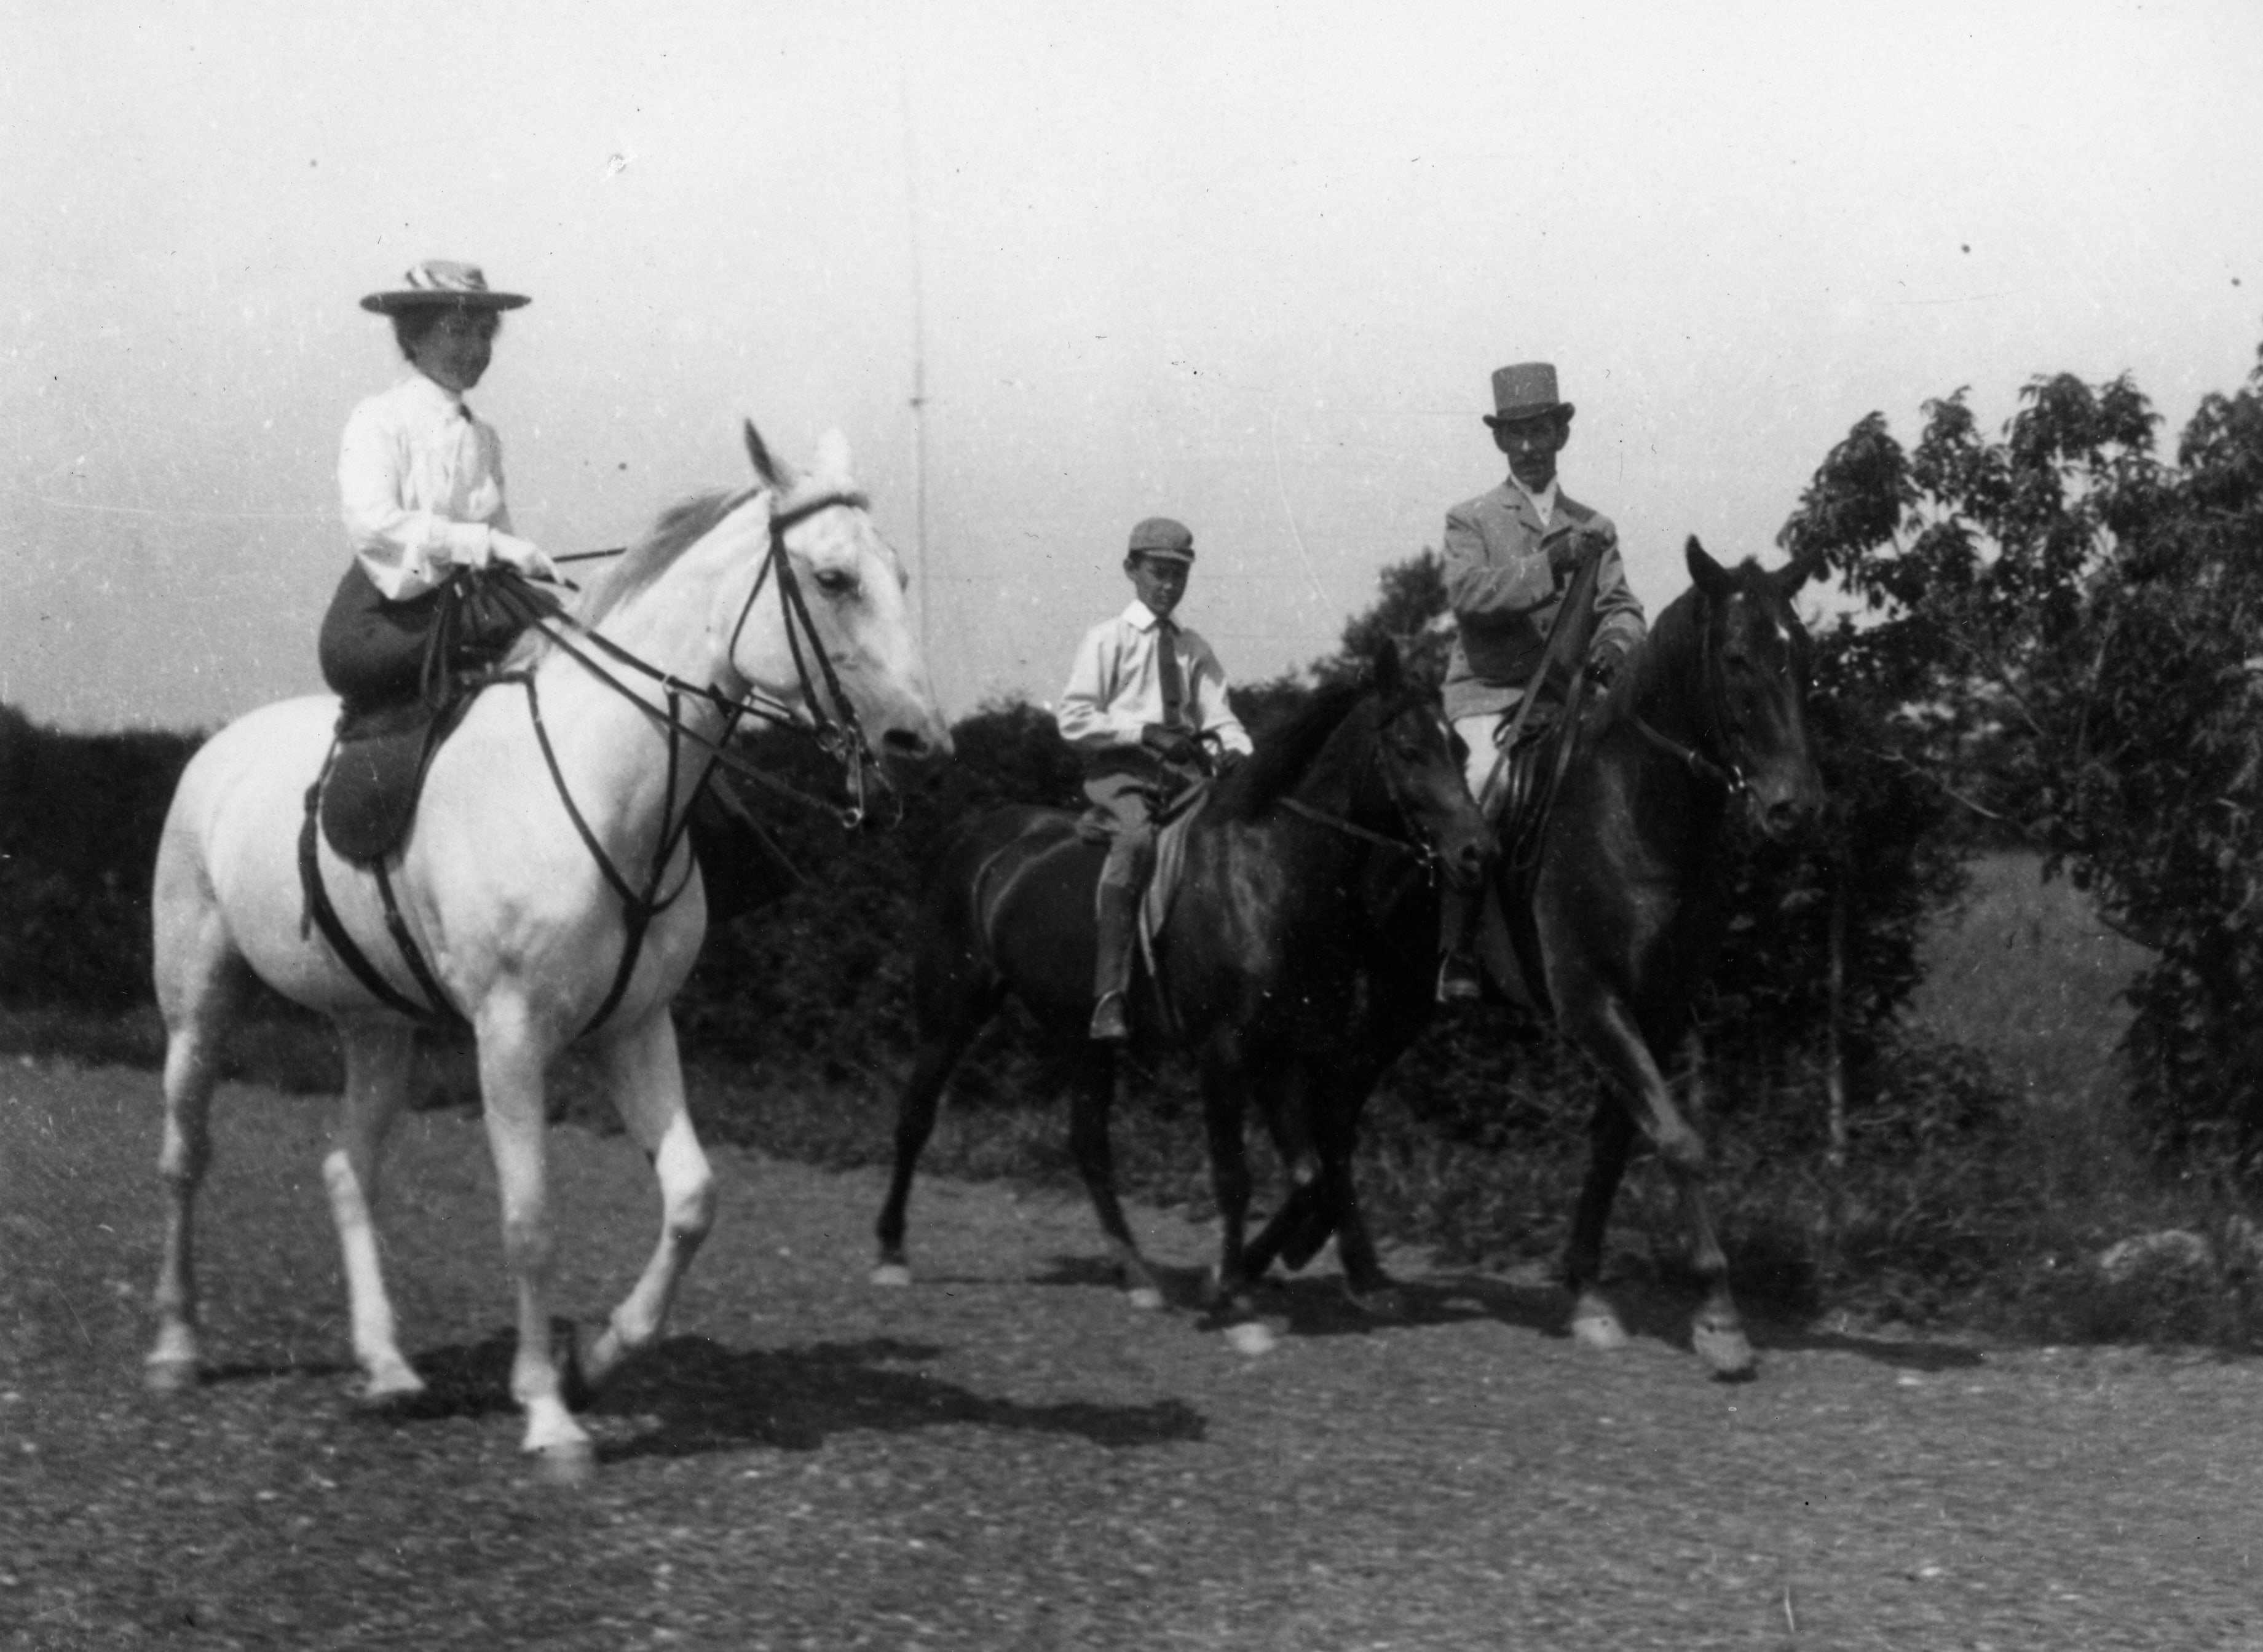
[1245,539,1824,1375]
[871,644,1493,1345]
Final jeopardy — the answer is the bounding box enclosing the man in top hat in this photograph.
[321,258,559,712]
[1057,516,1254,1041]
[1435,360,1648,1000]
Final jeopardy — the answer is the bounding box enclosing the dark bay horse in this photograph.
[1246,540,1824,1376]
[871,644,1493,1345]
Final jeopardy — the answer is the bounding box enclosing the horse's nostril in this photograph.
[882,729,928,759]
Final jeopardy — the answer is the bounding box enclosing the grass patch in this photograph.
[15,848,2262,1351]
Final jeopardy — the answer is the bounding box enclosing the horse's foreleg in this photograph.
[1199,1041,1270,1351]
[1315,1078,1394,1308]
[1562,995,1751,1377]
[583,1008,714,1388]
[475,1018,590,1474]
[1565,1100,1637,1353]
[1066,1046,1164,1309]
[1243,1058,1330,1276]
[146,871,244,1393]
[325,1019,422,1401]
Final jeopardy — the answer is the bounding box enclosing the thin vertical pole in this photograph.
[902,75,930,666]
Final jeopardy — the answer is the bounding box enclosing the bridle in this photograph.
[469,484,895,1033]
[494,485,891,830]
[1276,694,1456,883]
[1627,599,1753,797]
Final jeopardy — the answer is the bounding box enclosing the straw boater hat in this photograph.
[1126,517,1196,563]
[359,259,530,315]
[1482,362,1573,427]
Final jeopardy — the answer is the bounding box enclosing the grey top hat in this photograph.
[360,259,531,315]
[1483,362,1574,426]
[1127,516,1196,562]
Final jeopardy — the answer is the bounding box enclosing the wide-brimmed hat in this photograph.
[359,260,530,315]
[1482,362,1574,427]
[1126,516,1195,563]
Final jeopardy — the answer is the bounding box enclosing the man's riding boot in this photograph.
[1089,878,1140,1041]
[1436,883,1486,1005]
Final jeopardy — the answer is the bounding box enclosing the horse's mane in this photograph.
[1595,555,1779,723]
[506,487,757,666]
[1210,676,1370,823]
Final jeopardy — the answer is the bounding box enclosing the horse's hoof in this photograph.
[1571,1302,1630,1353]
[871,1262,914,1289]
[1126,1285,1166,1312]
[1223,1321,1276,1357]
[360,1365,427,1407]
[143,1354,200,1396]
[1344,1282,1404,1318]
[531,1438,597,1487]
[1693,1319,1756,1380]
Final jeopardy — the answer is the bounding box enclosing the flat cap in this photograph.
[1126,516,1195,561]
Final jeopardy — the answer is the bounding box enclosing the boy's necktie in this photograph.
[1156,619,1186,730]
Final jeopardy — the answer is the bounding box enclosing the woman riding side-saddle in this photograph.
[318,258,784,917]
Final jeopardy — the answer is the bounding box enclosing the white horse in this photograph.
[146,424,950,1478]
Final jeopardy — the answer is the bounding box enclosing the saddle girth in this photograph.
[299,767,464,1028]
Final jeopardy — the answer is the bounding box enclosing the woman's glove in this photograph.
[486,532,562,583]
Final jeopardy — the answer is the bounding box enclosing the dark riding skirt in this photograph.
[317,564,533,714]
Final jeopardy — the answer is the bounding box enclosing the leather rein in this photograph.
[344,487,888,1037]
[1273,699,1450,878]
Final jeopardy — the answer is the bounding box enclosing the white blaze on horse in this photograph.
[146,424,950,1478]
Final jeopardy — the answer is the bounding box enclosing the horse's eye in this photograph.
[814,569,858,598]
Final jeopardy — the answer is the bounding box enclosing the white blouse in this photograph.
[337,372,513,599]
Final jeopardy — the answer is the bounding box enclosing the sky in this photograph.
[4,0,2261,732]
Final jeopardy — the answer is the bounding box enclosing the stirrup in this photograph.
[1436,954,1483,1005]
[1089,991,1131,1043]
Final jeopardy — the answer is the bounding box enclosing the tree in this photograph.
[1780,340,2263,1156]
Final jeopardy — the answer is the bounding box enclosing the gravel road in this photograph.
[4,1058,2261,1650]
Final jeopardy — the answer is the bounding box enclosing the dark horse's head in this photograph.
[1218,640,1494,888]
[1624,539,1826,840]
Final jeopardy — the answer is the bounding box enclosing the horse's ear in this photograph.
[1686,536,1732,601]
[1369,638,1405,697]
[812,427,855,484]
[1775,550,1825,597]
[743,421,782,489]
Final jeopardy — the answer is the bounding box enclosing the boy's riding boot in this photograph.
[1089,878,1140,1041]
[1436,883,1485,1005]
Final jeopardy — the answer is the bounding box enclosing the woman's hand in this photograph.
[488,532,562,583]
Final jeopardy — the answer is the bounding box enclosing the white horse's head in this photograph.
[719,422,953,783]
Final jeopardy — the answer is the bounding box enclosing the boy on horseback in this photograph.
[1436,362,1648,1002]
[1057,517,1253,1041]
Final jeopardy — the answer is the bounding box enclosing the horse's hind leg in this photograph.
[873,981,1000,1288]
[1067,1046,1167,1310]
[580,1007,715,1389]
[324,1018,423,1401]
[146,864,246,1393]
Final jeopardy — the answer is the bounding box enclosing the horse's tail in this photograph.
[911,807,1079,1032]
